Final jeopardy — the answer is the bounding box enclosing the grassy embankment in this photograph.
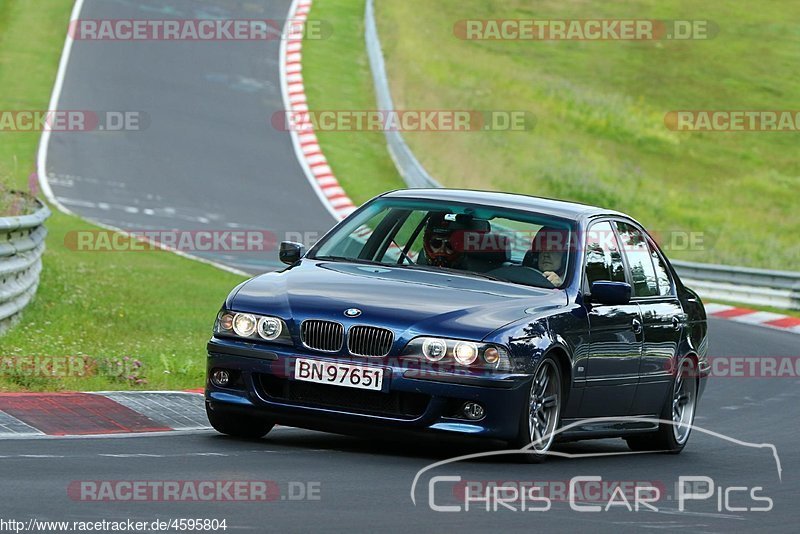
[373,0,799,270]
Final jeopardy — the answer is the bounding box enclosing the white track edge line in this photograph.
[34,0,250,277]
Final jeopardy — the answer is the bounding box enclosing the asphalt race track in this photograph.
[42,0,336,273]
[2,318,797,532]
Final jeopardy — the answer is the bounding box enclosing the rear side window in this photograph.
[649,239,674,296]
[615,221,658,297]
[584,221,626,288]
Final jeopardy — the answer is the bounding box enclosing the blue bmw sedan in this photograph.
[205,189,709,461]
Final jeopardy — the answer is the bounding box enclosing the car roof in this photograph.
[381,188,624,221]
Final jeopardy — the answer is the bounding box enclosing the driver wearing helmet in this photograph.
[422,213,465,269]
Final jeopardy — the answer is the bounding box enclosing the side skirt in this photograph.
[556,416,659,442]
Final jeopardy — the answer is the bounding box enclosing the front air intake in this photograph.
[300,320,344,352]
[347,325,394,357]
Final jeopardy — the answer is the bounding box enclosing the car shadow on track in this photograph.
[201,427,634,464]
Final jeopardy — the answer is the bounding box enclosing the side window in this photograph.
[649,239,673,296]
[615,221,658,297]
[584,221,626,289]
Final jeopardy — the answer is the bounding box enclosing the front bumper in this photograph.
[205,337,531,441]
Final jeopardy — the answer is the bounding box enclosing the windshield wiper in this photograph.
[314,256,508,284]
[398,263,505,283]
[313,256,388,266]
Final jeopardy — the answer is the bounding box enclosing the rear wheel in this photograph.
[206,403,274,439]
[510,357,562,463]
[626,356,698,453]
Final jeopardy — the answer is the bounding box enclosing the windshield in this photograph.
[309,197,575,289]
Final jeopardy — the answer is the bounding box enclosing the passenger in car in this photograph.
[523,226,570,286]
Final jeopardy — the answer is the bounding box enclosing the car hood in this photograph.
[229,260,566,340]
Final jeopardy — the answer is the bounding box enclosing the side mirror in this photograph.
[590,281,631,306]
[279,241,305,265]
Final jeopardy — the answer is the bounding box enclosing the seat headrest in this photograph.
[451,230,511,263]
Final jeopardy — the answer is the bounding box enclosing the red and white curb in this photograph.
[280,0,357,222]
[705,303,800,334]
[0,391,208,438]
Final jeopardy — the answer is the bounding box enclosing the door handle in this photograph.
[672,315,686,331]
[632,318,643,335]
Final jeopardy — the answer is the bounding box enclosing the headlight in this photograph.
[232,313,257,337]
[218,312,234,331]
[422,338,447,361]
[402,336,511,370]
[453,342,478,365]
[257,316,282,340]
[483,346,500,365]
[215,309,292,345]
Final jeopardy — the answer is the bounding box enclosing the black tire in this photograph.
[626,356,698,453]
[509,356,563,463]
[206,402,274,439]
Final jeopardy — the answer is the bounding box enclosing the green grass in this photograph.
[0,0,245,391]
[302,0,404,204]
[369,0,800,270]
[0,0,72,194]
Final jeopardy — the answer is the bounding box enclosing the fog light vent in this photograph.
[462,402,485,420]
[211,369,231,387]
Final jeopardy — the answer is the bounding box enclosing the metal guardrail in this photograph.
[365,0,440,189]
[672,260,800,310]
[364,0,800,310]
[0,196,50,334]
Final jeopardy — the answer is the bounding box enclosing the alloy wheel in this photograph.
[671,360,698,444]
[528,359,561,453]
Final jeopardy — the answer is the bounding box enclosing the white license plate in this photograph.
[294,359,385,391]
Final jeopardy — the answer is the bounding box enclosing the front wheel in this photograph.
[626,356,698,453]
[510,357,562,463]
[206,402,275,439]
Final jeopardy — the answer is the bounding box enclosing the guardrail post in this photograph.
[365,0,440,189]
